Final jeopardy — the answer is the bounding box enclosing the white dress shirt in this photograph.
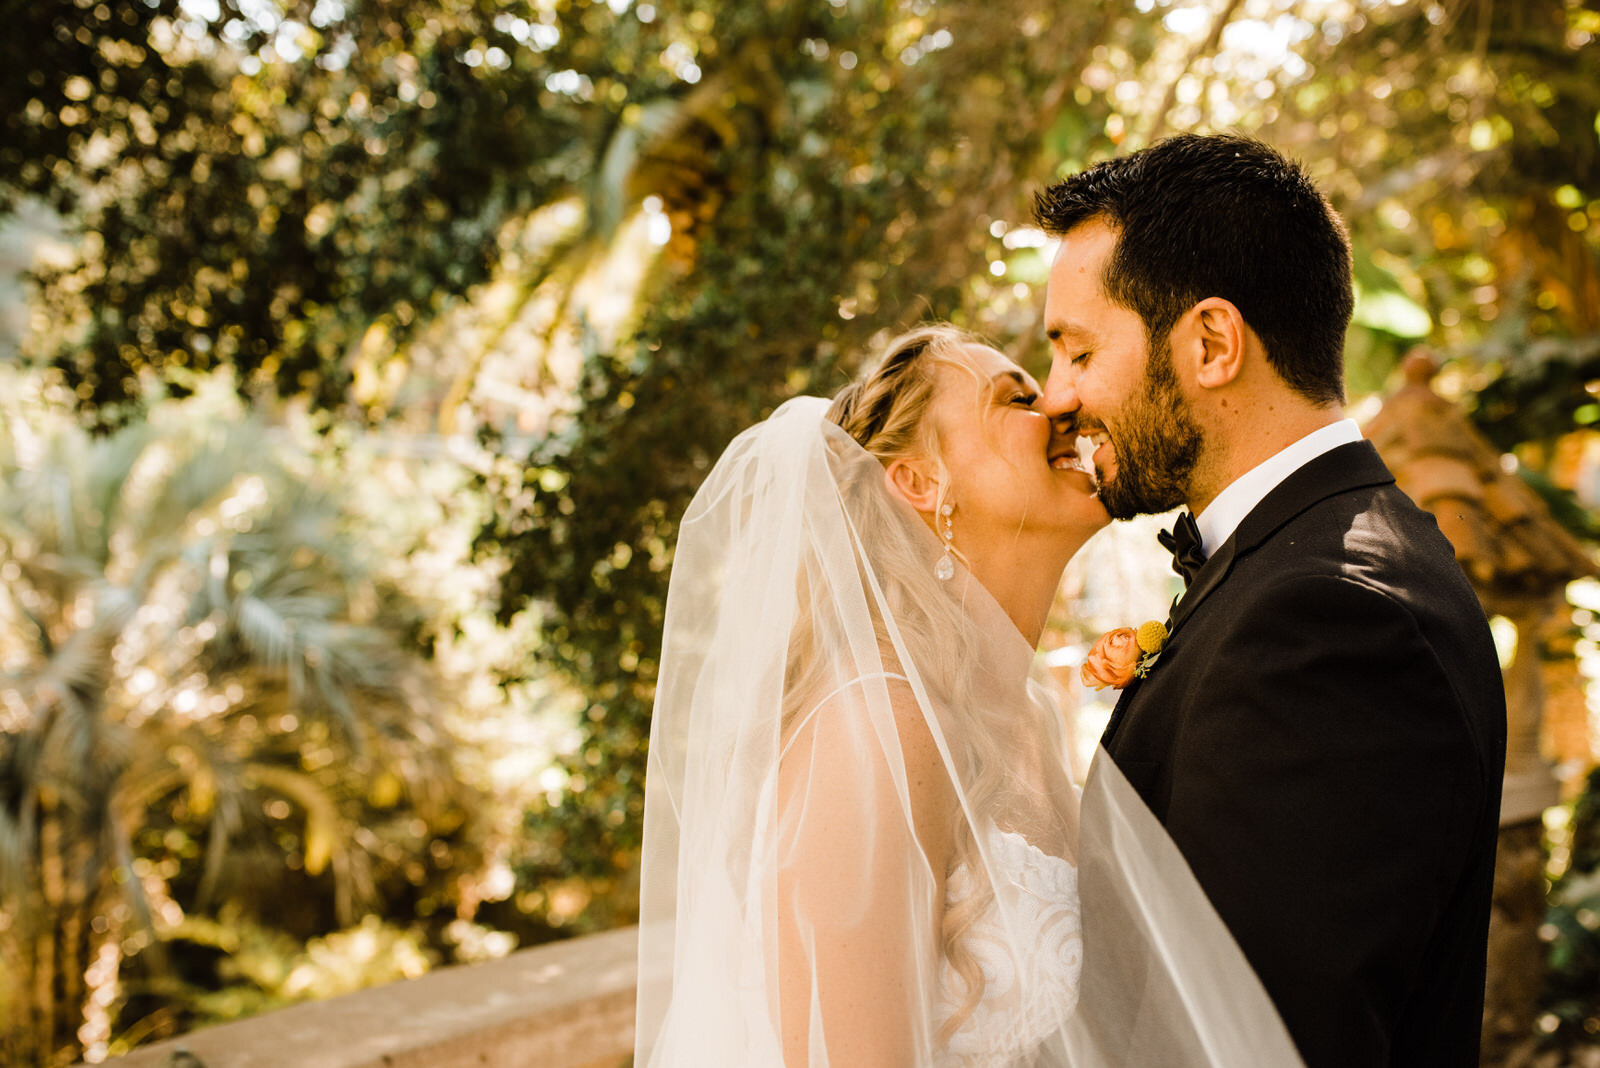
[1194,418,1363,556]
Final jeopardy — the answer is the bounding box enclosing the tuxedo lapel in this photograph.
[1166,535,1239,636]
[1102,536,1239,743]
[1101,441,1395,748]
[1168,440,1394,635]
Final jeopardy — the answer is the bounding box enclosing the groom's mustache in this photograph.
[1051,414,1109,439]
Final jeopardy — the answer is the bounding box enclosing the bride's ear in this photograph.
[885,458,941,514]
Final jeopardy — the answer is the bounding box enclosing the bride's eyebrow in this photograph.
[990,370,1034,395]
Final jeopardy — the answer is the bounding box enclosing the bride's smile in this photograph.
[916,343,1107,544]
[881,340,1109,646]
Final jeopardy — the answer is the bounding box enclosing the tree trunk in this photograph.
[1483,819,1550,1065]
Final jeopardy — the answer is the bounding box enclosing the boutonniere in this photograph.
[1080,620,1168,691]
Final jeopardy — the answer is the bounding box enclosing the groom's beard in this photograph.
[1096,338,1202,521]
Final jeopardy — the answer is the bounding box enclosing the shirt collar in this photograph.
[1194,419,1363,556]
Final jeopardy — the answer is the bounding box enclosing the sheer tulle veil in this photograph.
[634,397,1305,1067]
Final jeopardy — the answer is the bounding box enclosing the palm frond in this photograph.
[193,806,234,914]
[592,95,700,239]
[234,595,297,676]
[0,791,30,903]
[106,800,168,974]
[0,380,473,1062]
[78,423,154,568]
[128,427,261,561]
[27,625,111,714]
[243,763,345,883]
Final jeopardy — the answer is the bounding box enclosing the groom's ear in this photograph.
[885,459,940,514]
[1182,297,1247,390]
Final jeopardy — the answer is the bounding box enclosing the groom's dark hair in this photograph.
[1033,133,1352,406]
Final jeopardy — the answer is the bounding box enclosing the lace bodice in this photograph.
[934,826,1084,1067]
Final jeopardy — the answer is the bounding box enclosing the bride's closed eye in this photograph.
[1008,391,1041,408]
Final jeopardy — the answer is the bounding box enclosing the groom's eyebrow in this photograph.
[1045,320,1093,344]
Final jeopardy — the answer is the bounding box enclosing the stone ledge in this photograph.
[94,926,637,1068]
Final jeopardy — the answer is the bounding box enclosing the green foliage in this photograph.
[144,913,434,1038]
[474,0,1151,930]
[1,0,607,416]
[471,0,1600,944]
[1261,0,1600,368]
[1539,768,1600,1048]
[1470,334,1600,452]
[0,375,482,1065]
[6,0,1600,1012]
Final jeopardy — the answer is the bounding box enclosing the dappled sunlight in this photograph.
[2,0,1598,1061]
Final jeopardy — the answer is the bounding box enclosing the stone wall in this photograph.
[91,926,636,1068]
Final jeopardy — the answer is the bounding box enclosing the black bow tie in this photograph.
[1157,511,1207,586]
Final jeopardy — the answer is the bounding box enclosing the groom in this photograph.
[1036,134,1506,1067]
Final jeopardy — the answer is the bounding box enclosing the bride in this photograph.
[634,325,1305,1066]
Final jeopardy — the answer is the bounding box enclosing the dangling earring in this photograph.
[935,503,956,581]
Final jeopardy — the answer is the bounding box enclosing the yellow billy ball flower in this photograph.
[1135,620,1168,655]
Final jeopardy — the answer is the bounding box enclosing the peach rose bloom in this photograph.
[1081,627,1141,691]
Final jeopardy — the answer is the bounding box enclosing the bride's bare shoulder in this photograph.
[778,670,958,866]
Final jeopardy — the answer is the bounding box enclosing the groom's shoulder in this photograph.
[1252,443,1460,572]
[1262,478,1473,597]
[1202,440,1497,666]
[1241,476,1498,676]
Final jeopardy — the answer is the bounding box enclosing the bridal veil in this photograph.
[635,397,1304,1067]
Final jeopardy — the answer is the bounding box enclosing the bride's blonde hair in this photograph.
[795,324,1008,1041]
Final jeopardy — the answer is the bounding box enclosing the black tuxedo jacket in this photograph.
[1102,440,1506,1068]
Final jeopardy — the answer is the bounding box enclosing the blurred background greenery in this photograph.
[0,0,1598,1064]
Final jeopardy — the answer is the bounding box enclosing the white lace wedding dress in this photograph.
[936,827,1084,1066]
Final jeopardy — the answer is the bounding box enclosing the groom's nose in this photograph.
[1039,355,1081,427]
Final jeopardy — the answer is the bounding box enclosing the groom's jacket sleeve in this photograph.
[1156,572,1497,1068]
